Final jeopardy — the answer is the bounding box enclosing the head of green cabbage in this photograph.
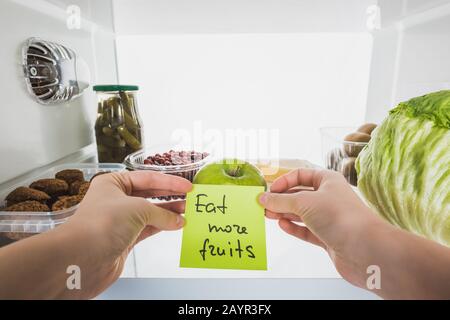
[356,90,450,246]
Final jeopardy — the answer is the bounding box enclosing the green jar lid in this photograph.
[93,85,139,92]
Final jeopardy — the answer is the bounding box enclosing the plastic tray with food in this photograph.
[0,163,126,244]
[124,147,211,200]
[253,158,319,184]
[321,124,377,186]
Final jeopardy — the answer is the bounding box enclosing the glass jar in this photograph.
[93,85,144,163]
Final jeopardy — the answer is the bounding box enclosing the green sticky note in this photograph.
[180,184,267,270]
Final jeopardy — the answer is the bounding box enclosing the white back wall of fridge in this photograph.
[365,0,450,122]
[113,0,375,167]
[0,0,117,184]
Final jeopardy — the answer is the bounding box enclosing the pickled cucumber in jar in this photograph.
[93,85,144,163]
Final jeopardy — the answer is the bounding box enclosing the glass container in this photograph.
[93,85,144,163]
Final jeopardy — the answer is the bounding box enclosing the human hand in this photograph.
[58,171,192,298]
[259,168,387,288]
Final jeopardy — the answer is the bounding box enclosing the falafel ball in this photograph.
[69,180,88,195]
[78,182,90,196]
[2,232,36,241]
[29,179,68,197]
[51,195,84,211]
[55,169,85,185]
[5,200,50,212]
[5,187,50,206]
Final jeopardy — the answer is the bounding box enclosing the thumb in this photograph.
[259,191,310,217]
[135,198,185,231]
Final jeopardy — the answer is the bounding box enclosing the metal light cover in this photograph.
[22,37,90,104]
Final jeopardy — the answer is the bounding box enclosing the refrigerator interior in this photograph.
[0,0,449,280]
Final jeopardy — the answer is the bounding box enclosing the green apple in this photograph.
[193,159,267,189]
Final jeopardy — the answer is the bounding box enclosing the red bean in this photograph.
[143,150,208,199]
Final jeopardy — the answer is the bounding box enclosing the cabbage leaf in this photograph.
[356,90,450,245]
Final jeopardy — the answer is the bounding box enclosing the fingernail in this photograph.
[259,192,268,204]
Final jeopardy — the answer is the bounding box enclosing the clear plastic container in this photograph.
[321,127,369,186]
[124,147,211,200]
[93,85,144,163]
[0,163,125,243]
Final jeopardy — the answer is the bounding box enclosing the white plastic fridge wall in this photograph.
[365,0,450,122]
[0,0,117,184]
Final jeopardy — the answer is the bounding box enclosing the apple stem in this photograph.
[230,165,241,177]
